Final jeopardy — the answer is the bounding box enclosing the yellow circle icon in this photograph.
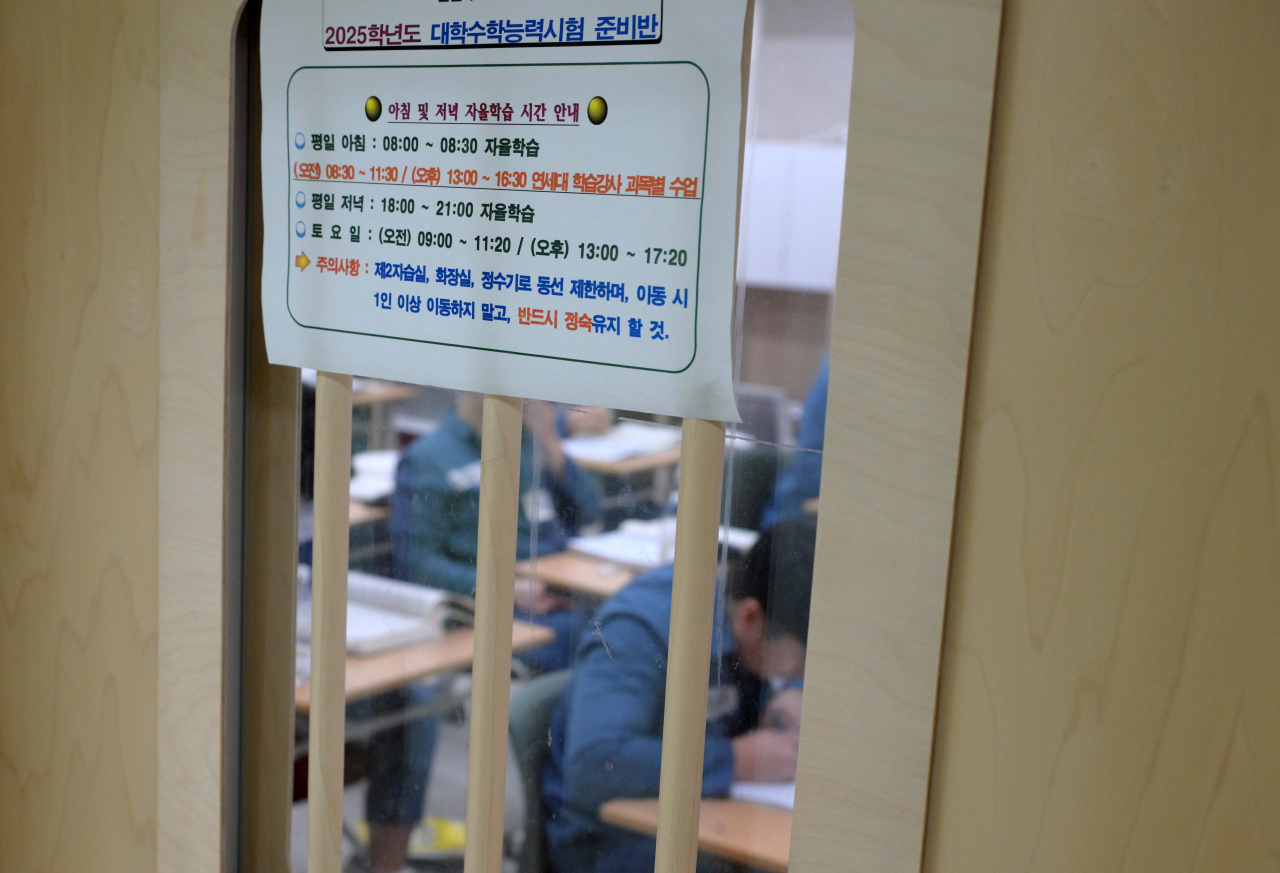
[587,96,608,125]
[365,96,382,122]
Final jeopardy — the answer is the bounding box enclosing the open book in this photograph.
[297,571,475,656]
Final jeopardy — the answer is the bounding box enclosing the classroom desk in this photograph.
[349,499,389,527]
[295,620,554,712]
[515,551,636,601]
[352,379,419,407]
[352,380,419,451]
[599,797,792,872]
[570,443,682,517]
[347,500,392,569]
[569,444,683,477]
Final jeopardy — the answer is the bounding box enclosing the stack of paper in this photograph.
[562,421,682,464]
[568,527,673,569]
[729,780,796,810]
[349,449,401,503]
[569,518,760,570]
[297,571,475,656]
[347,571,474,624]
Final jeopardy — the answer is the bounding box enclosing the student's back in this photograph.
[391,409,602,594]
[392,407,603,672]
[541,565,751,873]
[543,515,818,873]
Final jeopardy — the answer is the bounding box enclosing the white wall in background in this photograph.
[738,141,849,293]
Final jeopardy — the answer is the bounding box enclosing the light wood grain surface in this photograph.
[0,1,160,870]
[157,0,245,868]
[516,552,635,601]
[789,2,1004,873]
[294,621,555,712]
[923,1,1280,869]
[465,395,525,873]
[308,373,354,873]
[654,419,728,873]
[600,798,792,873]
[241,134,302,873]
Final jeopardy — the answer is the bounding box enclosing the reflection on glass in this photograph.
[293,377,830,872]
[543,515,817,873]
[287,0,849,868]
[390,393,604,672]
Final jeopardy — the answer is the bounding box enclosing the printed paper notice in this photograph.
[322,1,663,49]
[261,1,746,421]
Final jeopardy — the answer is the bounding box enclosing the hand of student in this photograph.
[523,404,567,479]
[731,728,800,783]
[761,687,803,734]
[513,576,570,616]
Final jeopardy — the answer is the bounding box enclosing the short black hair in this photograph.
[726,515,818,643]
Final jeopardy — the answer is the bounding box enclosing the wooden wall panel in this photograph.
[925,1,1280,869]
[790,1,1003,871]
[0,0,160,870]
[240,7,303,868]
[157,0,244,869]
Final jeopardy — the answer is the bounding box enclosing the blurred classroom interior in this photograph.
[285,3,852,870]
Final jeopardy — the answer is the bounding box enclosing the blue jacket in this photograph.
[542,565,766,873]
[761,357,828,529]
[390,411,602,595]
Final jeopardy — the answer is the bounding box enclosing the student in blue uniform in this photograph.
[761,357,828,529]
[542,515,817,873]
[391,392,603,671]
[362,394,601,873]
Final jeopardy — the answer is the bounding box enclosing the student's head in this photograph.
[726,515,817,681]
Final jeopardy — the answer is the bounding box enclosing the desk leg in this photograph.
[654,419,727,873]
[308,372,353,873]
[464,395,522,873]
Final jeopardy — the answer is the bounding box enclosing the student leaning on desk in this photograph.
[390,392,603,671]
[542,515,817,873]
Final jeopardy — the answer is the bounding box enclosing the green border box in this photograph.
[285,61,710,374]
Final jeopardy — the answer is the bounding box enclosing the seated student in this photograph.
[391,392,603,672]
[760,357,828,529]
[542,515,817,873]
[360,395,602,873]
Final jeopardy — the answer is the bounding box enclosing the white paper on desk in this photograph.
[298,598,442,656]
[569,517,758,569]
[347,570,474,620]
[562,422,682,464]
[349,450,401,503]
[569,528,672,569]
[259,1,745,423]
[729,780,795,810]
[297,572,473,655]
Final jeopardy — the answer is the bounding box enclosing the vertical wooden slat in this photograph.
[308,372,353,873]
[788,0,1003,869]
[464,394,524,873]
[654,418,728,873]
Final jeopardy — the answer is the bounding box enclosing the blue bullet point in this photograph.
[295,221,306,237]
[295,132,306,149]
[295,191,306,208]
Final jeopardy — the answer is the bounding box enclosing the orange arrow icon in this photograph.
[295,252,310,271]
